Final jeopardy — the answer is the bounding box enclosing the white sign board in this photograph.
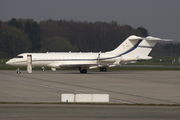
[61,94,74,102]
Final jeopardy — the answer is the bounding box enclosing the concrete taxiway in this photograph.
[0,104,180,120]
[0,70,180,104]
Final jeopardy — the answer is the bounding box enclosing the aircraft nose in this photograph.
[6,60,13,65]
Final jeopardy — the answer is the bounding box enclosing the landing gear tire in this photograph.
[80,69,87,74]
[41,67,45,72]
[17,71,21,74]
[100,67,107,72]
[16,68,21,74]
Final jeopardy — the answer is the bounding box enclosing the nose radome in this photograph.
[6,61,10,65]
[6,60,13,65]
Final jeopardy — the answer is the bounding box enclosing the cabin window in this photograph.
[15,56,23,58]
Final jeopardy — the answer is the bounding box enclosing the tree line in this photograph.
[0,18,179,58]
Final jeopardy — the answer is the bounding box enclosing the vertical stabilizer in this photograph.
[106,35,142,55]
[133,37,157,57]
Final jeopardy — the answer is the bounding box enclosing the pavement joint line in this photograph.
[23,76,179,104]
[3,77,83,94]
[2,71,179,104]
[110,98,133,104]
[2,76,131,103]
[8,73,173,103]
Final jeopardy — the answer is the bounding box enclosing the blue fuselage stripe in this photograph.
[100,40,142,60]
[138,46,153,48]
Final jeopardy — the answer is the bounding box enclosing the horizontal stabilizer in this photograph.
[128,36,143,40]
[143,36,172,41]
[129,36,172,61]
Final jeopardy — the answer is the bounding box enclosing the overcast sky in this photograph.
[1,0,180,41]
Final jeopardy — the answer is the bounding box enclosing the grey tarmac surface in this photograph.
[0,104,180,120]
[0,70,180,104]
[0,70,180,119]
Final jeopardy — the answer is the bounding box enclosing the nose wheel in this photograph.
[16,68,21,74]
[41,67,45,72]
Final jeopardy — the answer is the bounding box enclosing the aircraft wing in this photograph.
[47,62,107,69]
[59,64,100,69]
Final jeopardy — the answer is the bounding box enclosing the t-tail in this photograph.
[131,36,172,61]
[107,35,172,66]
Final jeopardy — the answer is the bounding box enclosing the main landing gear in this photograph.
[79,68,87,74]
[79,67,107,74]
[100,67,107,72]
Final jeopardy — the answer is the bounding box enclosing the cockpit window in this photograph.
[15,56,23,58]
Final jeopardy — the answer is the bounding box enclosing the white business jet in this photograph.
[6,35,171,74]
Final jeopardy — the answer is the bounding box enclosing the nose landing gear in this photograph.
[41,67,45,72]
[16,68,21,74]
